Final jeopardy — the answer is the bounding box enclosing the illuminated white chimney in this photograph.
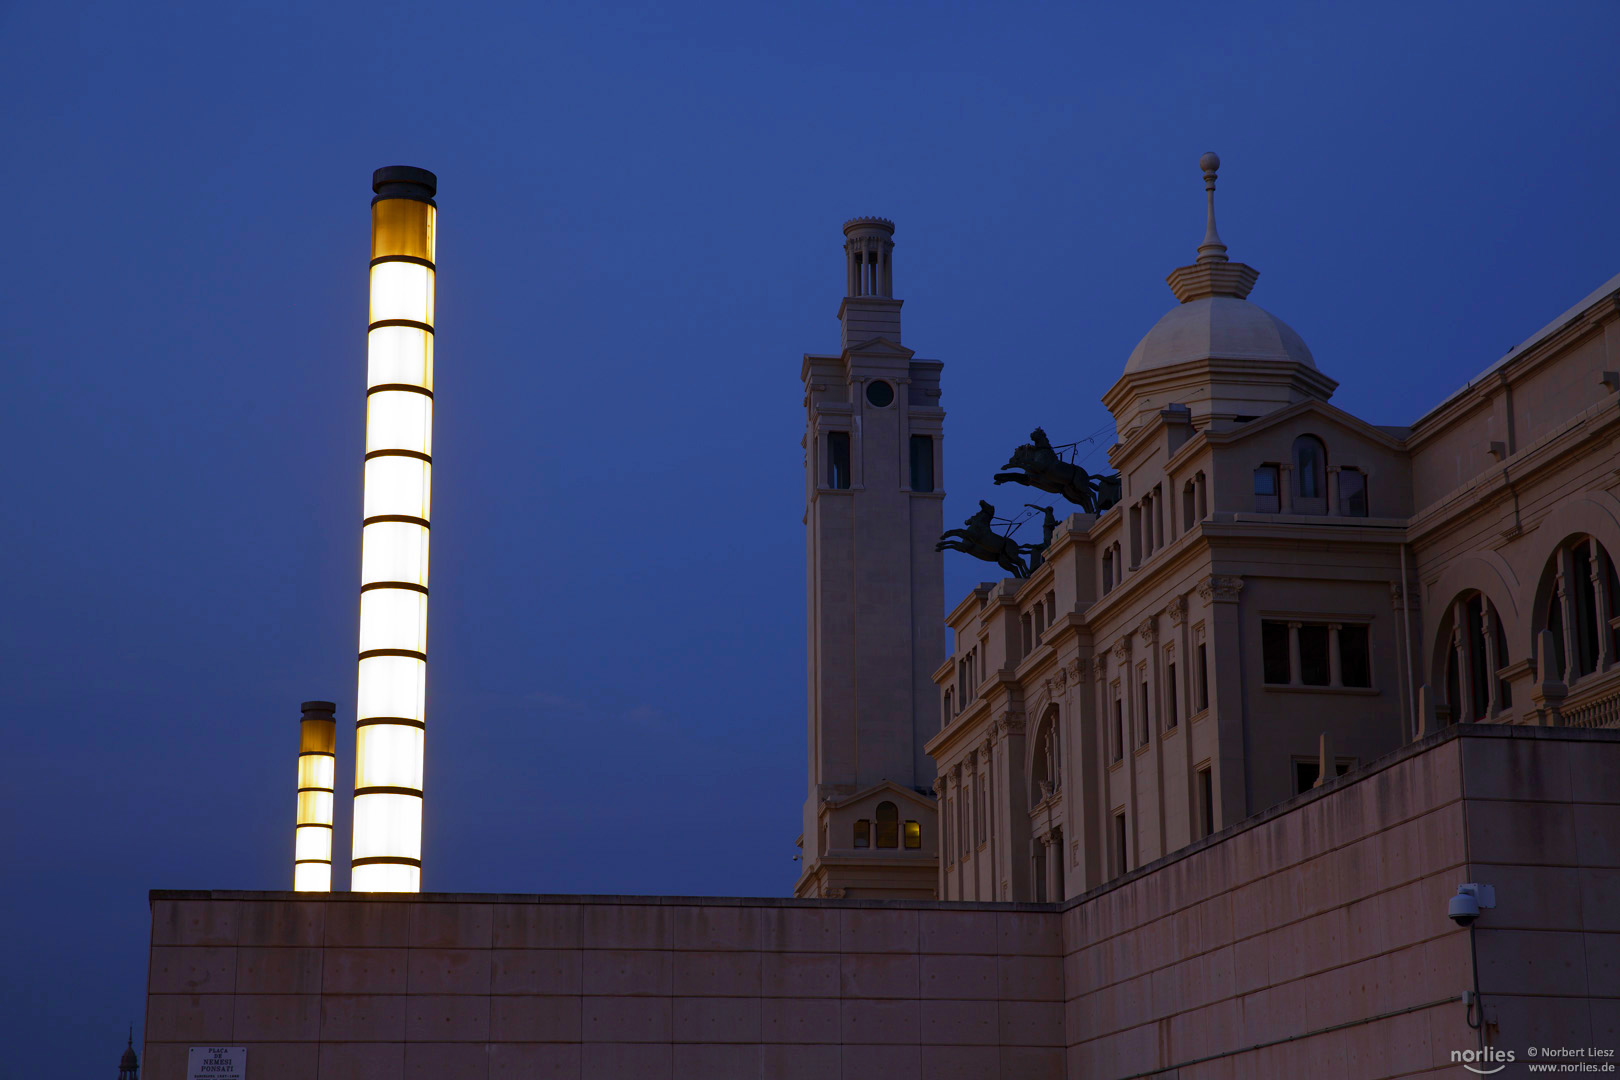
[352,165,436,892]
[293,701,337,891]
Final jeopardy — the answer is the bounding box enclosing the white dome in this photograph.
[1124,295,1314,375]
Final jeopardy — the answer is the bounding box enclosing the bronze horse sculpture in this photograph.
[994,427,1120,513]
[936,500,1030,578]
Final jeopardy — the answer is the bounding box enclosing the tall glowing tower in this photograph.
[293,700,337,891]
[352,165,436,892]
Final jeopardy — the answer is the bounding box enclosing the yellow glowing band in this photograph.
[297,789,335,824]
[368,325,434,391]
[353,791,423,860]
[358,589,428,654]
[366,391,433,456]
[294,863,332,892]
[352,863,420,892]
[357,654,426,721]
[297,754,336,791]
[295,825,333,861]
[355,724,426,789]
[372,199,435,262]
[361,521,429,588]
[362,456,431,521]
[370,262,434,326]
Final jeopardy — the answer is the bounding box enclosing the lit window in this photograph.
[904,820,921,849]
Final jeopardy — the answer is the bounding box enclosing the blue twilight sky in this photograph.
[3,0,1617,1071]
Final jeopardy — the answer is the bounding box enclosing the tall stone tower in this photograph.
[795,217,943,899]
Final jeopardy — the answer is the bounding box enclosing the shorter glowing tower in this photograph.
[352,166,437,892]
[293,701,338,891]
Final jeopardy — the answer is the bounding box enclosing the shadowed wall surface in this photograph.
[144,726,1617,1078]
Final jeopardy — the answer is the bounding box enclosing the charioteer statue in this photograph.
[935,500,1031,578]
[993,427,1121,513]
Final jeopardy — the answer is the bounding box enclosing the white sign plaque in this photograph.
[187,1046,246,1079]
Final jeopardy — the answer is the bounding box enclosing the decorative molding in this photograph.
[824,887,846,899]
[1168,595,1187,625]
[933,778,946,796]
[1198,574,1244,605]
[1390,581,1420,611]
[1112,638,1133,664]
[1138,617,1158,645]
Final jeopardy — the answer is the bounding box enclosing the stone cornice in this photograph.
[1408,289,1620,446]
[1404,396,1620,546]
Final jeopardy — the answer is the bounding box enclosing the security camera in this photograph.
[1449,883,1496,927]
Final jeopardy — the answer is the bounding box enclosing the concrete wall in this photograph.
[143,895,1062,1079]
[144,727,1615,1078]
[1061,724,1620,1078]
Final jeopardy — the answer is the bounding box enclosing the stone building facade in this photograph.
[928,160,1620,904]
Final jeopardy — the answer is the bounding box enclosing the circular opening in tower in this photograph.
[866,381,895,408]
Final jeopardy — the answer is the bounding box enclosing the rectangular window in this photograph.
[1138,679,1150,744]
[1034,605,1046,638]
[1261,620,1291,684]
[1020,614,1032,658]
[909,435,934,492]
[828,432,851,489]
[1112,695,1124,762]
[1254,466,1280,513]
[1113,811,1128,876]
[1197,767,1213,838]
[1045,592,1056,625]
[1166,662,1178,728]
[1196,642,1209,711]
[1129,505,1142,566]
[1340,624,1371,687]
[853,819,870,848]
[904,820,921,849]
[1299,624,1331,685]
[1339,469,1367,516]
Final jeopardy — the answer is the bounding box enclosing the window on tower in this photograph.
[828,431,851,489]
[853,819,870,848]
[875,801,899,848]
[910,435,934,492]
[904,819,922,849]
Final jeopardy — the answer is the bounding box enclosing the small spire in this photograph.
[1196,151,1227,264]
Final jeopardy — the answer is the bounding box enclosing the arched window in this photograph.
[1182,479,1196,531]
[1030,707,1061,800]
[853,819,870,848]
[875,801,899,848]
[942,688,953,726]
[1442,591,1512,723]
[1293,435,1327,503]
[1535,536,1616,684]
[1102,548,1114,593]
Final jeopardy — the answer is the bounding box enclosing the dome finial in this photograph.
[1196,151,1228,264]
